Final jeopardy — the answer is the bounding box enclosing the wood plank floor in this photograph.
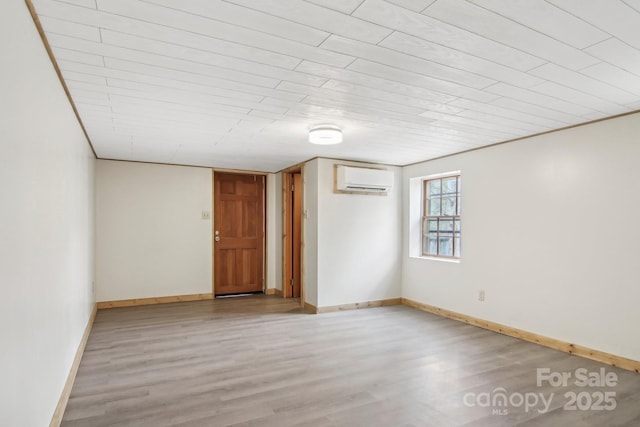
[62,295,640,427]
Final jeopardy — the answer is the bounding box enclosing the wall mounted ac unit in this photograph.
[335,165,394,193]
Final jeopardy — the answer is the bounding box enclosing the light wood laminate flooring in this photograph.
[62,295,640,426]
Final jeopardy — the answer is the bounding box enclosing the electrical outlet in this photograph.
[201,211,211,220]
[479,290,485,302]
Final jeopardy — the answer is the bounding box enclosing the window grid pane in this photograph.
[422,176,461,258]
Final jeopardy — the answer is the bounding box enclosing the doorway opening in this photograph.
[283,168,303,299]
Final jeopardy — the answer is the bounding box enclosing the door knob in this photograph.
[214,230,220,242]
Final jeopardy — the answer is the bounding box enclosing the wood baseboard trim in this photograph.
[49,303,97,427]
[264,288,283,296]
[97,293,213,309]
[401,298,640,373]
[303,302,318,314]
[316,298,402,314]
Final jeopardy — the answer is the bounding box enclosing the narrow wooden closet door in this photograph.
[292,173,302,298]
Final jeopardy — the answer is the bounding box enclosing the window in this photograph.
[422,175,461,258]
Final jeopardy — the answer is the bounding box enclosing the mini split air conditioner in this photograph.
[335,165,394,193]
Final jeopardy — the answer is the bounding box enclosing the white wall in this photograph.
[303,160,319,306]
[313,159,403,307]
[96,160,212,301]
[0,2,95,426]
[403,112,640,361]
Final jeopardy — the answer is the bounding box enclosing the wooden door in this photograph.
[283,171,302,298]
[291,173,302,298]
[214,173,265,296]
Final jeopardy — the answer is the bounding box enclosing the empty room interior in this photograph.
[3,0,640,426]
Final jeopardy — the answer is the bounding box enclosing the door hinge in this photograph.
[291,184,295,192]
[290,278,294,286]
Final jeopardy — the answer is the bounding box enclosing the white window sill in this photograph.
[410,255,461,263]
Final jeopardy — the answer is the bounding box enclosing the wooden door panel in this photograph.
[240,249,256,285]
[242,201,257,237]
[237,181,258,196]
[220,180,235,195]
[218,249,236,289]
[214,173,264,296]
[219,200,237,237]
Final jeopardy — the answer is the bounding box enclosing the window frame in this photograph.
[422,174,461,259]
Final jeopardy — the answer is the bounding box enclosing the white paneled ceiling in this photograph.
[30,0,640,172]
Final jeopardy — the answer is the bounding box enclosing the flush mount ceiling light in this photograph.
[308,124,342,145]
